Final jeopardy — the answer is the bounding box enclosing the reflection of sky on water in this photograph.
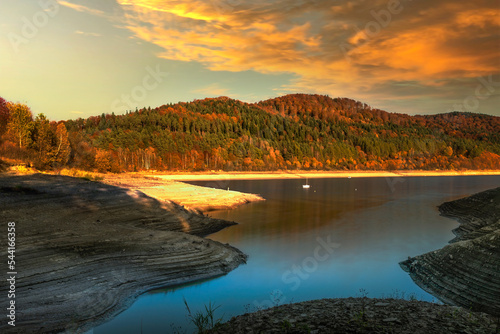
[93,176,500,334]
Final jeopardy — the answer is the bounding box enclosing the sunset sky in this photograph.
[1,0,499,120]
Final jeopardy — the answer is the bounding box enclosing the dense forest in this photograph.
[1,94,499,172]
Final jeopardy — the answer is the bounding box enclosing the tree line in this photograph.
[1,94,499,172]
[0,97,70,169]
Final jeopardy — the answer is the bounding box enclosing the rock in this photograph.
[400,187,500,317]
[0,174,247,333]
[209,298,497,333]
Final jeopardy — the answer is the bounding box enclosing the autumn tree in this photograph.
[32,113,56,168]
[6,102,34,148]
[95,149,111,172]
[443,146,453,157]
[0,97,9,139]
[59,95,500,172]
[54,123,71,166]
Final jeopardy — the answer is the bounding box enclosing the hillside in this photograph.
[1,94,499,172]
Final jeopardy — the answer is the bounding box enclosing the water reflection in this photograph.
[93,175,500,334]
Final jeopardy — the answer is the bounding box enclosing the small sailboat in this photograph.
[302,177,310,189]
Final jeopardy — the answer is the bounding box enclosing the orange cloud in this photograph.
[347,6,500,81]
[118,0,220,22]
[121,2,322,75]
[112,0,500,107]
[192,83,230,97]
[455,9,500,29]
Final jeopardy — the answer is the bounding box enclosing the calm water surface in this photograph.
[93,175,500,333]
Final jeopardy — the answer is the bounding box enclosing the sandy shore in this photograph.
[102,174,265,212]
[145,169,500,181]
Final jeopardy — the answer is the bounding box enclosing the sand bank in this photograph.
[145,169,500,181]
[103,174,265,212]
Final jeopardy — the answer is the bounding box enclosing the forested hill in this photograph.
[1,94,499,172]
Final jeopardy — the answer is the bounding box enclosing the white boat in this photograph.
[302,177,310,188]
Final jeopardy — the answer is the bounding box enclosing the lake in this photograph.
[92,175,500,333]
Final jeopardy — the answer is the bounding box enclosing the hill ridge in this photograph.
[0,94,499,172]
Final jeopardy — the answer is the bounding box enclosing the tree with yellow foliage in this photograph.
[32,113,54,168]
[54,123,71,166]
[0,97,9,140]
[95,149,111,172]
[6,102,34,148]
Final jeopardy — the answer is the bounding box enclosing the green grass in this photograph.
[183,298,224,334]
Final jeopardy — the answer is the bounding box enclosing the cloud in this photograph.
[192,83,230,97]
[74,30,101,37]
[344,4,500,81]
[118,1,323,73]
[59,1,105,16]
[104,0,499,112]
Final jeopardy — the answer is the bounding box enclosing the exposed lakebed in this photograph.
[93,175,500,333]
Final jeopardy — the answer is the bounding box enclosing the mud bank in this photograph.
[0,174,247,333]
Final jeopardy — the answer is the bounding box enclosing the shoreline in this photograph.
[102,174,265,212]
[209,297,498,333]
[6,167,268,212]
[212,186,500,333]
[400,187,500,317]
[8,164,500,182]
[0,174,248,333]
[2,171,498,332]
[146,169,500,181]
